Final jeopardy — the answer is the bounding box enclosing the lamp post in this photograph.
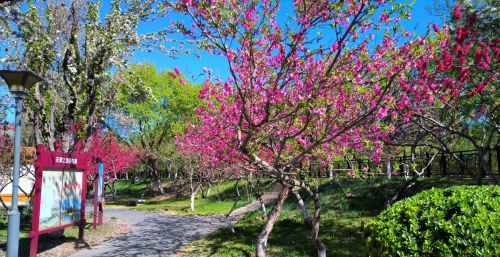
[0,70,44,257]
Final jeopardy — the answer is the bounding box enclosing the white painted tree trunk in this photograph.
[251,155,326,256]
[190,184,201,213]
[385,156,392,179]
[256,185,289,257]
[156,178,164,195]
[260,200,267,218]
[206,183,212,197]
[311,194,327,257]
[226,216,235,233]
[292,190,310,225]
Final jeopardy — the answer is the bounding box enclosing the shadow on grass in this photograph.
[185,177,479,256]
[187,179,382,256]
[191,213,366,257]
[204,179,274,203]
[105,180,150,198]
[318,177,478,217]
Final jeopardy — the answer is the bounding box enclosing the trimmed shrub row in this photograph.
[363,185,500,257]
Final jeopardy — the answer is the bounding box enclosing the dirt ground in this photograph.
[1,218,131,257]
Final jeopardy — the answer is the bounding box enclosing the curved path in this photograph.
[71,185,281,257]
[71,209,226,257]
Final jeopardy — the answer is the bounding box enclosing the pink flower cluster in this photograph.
[67,128,141,181]
[171,1,497,173]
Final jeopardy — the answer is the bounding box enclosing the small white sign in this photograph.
[55,157,78,165]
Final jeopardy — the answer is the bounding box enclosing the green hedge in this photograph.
[363,185,500,257]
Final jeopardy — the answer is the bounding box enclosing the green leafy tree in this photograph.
[111,63,201,194]
[1,0,170,152]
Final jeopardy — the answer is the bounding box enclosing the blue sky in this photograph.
[1,0,448,122]
[129,0,447,82]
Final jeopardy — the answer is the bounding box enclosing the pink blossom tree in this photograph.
[387,5,499,183]
[65,127,140,195]
[84,131,140,178]
[171,1,480,256]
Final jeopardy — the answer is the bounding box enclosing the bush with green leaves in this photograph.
[363,185,500,257]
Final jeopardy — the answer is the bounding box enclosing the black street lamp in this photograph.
[0,70,44,257]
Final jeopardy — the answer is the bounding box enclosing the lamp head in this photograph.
[0,70,44,93]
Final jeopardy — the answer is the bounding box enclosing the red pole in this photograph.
[79,169,88,242]
[29,145,44,257]
[97,178,104,225]
[98,203,103,225]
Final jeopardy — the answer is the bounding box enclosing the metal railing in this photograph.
[307,147,500,178]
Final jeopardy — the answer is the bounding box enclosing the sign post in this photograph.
[29,145,89,257]
[93,159,104,228]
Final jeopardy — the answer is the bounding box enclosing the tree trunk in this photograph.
[31,83,55,151]
[225,215,235,233]
[33,125,43,148]
[256,184,289,257]
[224,179,242,233]
[476,148,486,185]
[148,158,164,195]
[403,162,410,181]
[147,179,153,192]
[251,155,324,255]
[311,192,327,257]
[111,180,116,200]
[299,182,327,257]
[83,78,98,151]
[201,185,205,198]
[385,156,391,179]
[385,177,417,207]
[292,189,310,225]
[259,194,267,219]
[190,184,201,213]
[49,105,60,151]
[155,177,164,195]
[61,130,71,153]
[190,170,200,213]
[206,183,212,197]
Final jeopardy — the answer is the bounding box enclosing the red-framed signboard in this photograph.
[29,145,90,257]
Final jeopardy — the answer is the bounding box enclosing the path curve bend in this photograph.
[71,184,281,257]
[71,209,225,257]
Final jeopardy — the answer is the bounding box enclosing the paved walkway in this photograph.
[71,209,225,257]
[71,185,281,257]
[227,183,282,220]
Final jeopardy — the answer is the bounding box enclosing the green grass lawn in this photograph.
[178,176,478,257]
[107,179,273,215]
[0,208,31,247]
[103,179,163,198]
